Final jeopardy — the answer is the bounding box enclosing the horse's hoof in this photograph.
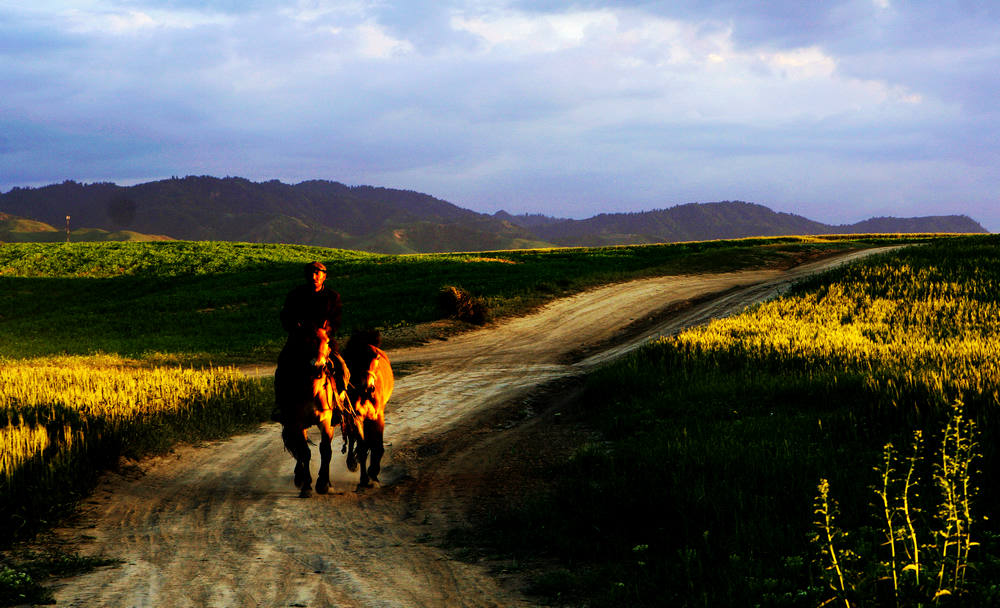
[316,482,330,495]
[346,454,358,472]
[299,486,313,498]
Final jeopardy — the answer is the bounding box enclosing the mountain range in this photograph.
[0,176,988,252]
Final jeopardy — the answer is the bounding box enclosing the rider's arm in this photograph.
[280,288,303,333]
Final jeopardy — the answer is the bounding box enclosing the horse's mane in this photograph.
[344,328,381,352]
[343,329,381,379]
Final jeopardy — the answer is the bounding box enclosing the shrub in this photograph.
[0,565,47,606]
[437,285,490,325]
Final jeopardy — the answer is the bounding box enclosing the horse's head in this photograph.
[342,329,391,423]
[306,324,333,373]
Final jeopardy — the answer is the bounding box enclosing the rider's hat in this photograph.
[305,261,327,276]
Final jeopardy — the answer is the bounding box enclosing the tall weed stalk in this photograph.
[812,402,980,607]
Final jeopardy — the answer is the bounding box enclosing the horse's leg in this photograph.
[356,423,377,489]
[356,437,371,489]
[282,423,309,490]
[316,414,335,495]
[366,420,385,484]
[297,427,313,498]
[346,433,359,472]
[293,462,305,489]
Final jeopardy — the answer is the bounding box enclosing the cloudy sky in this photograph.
[2,1,998,231]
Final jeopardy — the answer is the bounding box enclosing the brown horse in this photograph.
[274,323,360,497]
[342,330,394,489]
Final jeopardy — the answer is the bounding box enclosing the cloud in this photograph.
[451,9,615,53]
[1,1,998,232]
[354,21,415,57]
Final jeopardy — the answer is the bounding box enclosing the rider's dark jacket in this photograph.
[275,284,343,405]
[279,284,342,337]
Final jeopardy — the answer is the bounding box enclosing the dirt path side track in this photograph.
[48,247,899,608]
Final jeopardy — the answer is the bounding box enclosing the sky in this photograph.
[1,1,998,231]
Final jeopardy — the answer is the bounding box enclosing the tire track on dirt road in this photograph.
[47,246,900,608]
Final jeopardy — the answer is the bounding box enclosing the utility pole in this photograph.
[66,215,71,242]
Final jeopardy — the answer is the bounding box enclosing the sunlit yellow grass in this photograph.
[0,424,51,479]
[0,355,264,482]
[660,261,1000,411]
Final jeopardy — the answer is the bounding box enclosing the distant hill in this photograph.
[0,211,171,243]
[492,211,570,229]
[0,178,988,252]
[500,201,828,246]
[0,177,547,253]
[497,201,988,247]
[842,215,987,234]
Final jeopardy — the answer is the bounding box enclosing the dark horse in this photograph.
[342,329,394,489]
[274,322,359,497]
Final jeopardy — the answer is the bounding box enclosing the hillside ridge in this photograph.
[0,177,987,251]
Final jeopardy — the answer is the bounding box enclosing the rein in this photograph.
[319,358,361,419]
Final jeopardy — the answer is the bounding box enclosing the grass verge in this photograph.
[0,551,121,606]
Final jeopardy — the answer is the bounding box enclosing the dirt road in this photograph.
[48,247,897,607]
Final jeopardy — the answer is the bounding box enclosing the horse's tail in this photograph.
[281,422,308,459]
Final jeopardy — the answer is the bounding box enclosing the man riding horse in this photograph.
[273,261,360,497]
[271,261,343,424]
[271,261,394,495]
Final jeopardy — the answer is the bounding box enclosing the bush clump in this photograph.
[437,285,490,325]
[0,565,48,606]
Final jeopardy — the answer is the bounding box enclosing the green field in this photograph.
[0,234,979,606]
[457,234,1000,607]
[0,236,898,363]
